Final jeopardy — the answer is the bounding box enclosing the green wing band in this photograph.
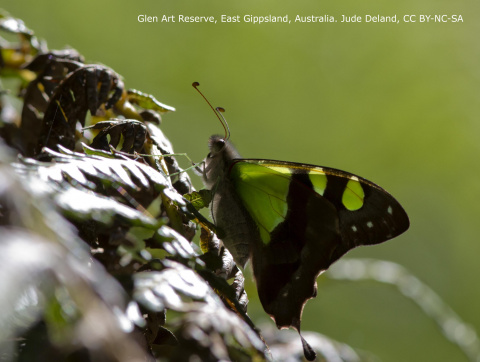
[342,177,365,211]
[230,162,290,244]
[308,169,328,196]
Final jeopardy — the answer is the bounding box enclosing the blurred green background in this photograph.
[3,0,479,360]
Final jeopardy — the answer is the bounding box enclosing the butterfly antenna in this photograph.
[192,82,230,141]
[215,107,231,142]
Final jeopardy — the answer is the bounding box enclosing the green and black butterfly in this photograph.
[194,83,409,360]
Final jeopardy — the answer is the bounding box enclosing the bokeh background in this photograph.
[3,0,479,361]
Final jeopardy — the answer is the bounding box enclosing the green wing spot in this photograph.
[342,178,365,211]
[308,168,327,196]
[231,162,290,244]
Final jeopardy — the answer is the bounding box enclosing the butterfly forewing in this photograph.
[229,159,409,252]
[307,164,410,249]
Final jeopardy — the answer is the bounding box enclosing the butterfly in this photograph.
[194,83,410,360]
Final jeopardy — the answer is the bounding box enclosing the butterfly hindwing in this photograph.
[227,159,409,329]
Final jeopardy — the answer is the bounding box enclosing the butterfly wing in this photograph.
[228,159,409,329]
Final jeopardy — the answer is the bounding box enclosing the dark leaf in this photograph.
[11,147,178,257]
[133,259,221,313]
[153,225,198,261]
[196,231,250,321]
[19,51,84,154]
[37,65,124,152]
[87,119,147,153]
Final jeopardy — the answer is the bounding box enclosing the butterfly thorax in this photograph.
[203,136,257,267]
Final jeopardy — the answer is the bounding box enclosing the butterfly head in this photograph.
[204,134,240,188]
[208,134,226,156]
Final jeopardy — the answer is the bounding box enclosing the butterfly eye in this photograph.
[211,139,225,154]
